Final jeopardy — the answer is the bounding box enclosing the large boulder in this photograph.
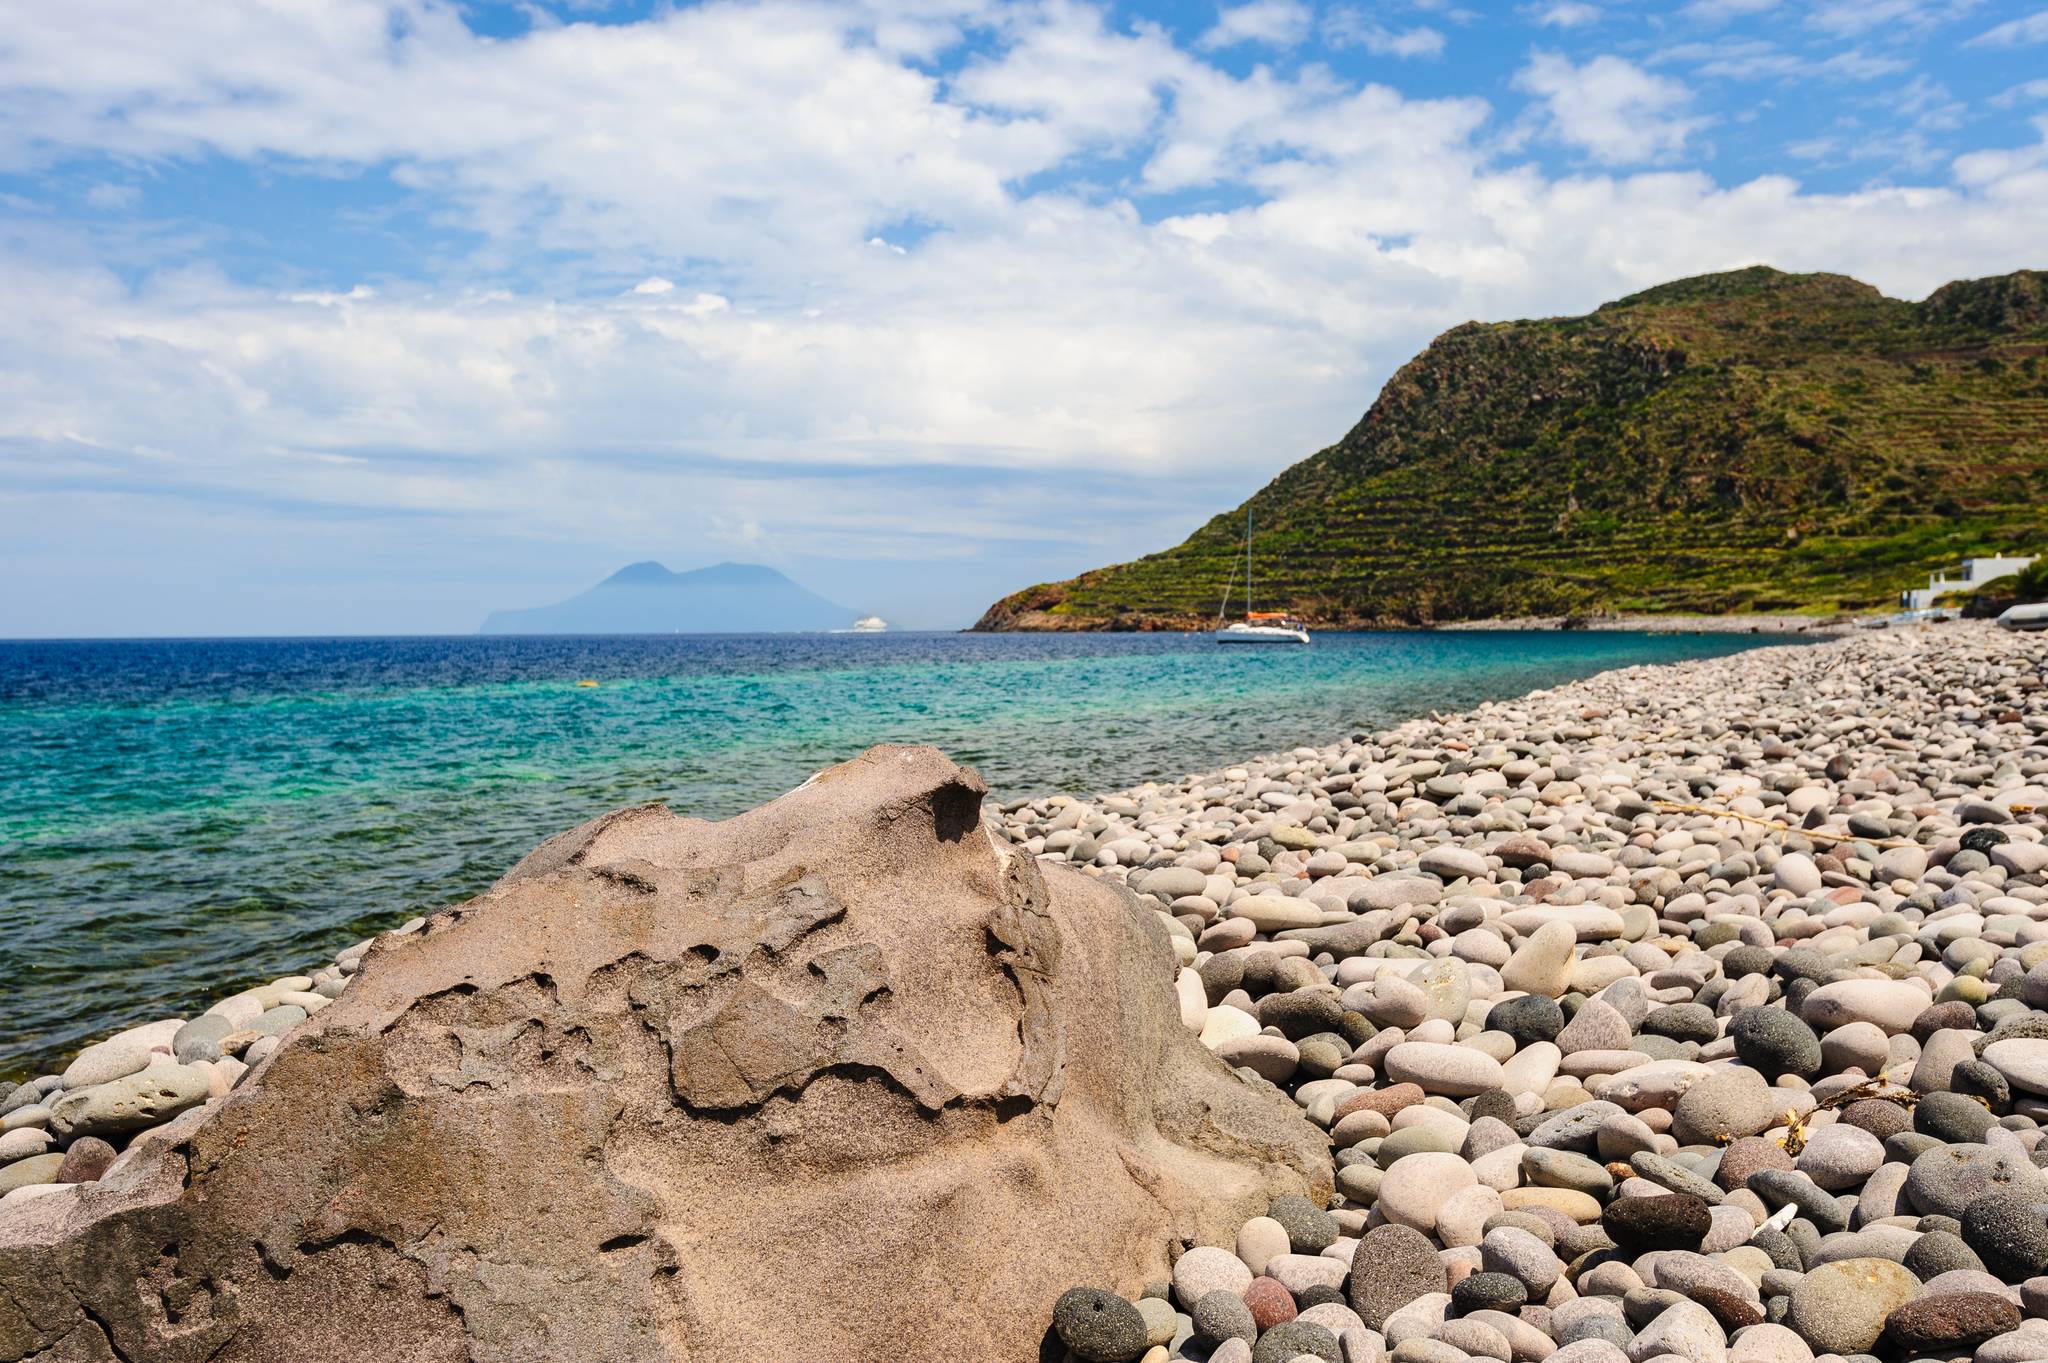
[0,746,1328,1362]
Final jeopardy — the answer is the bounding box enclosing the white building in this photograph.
[1902,555,2036,610]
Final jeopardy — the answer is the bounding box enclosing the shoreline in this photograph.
[971,610,1846,635]
[11,619,2048,1363]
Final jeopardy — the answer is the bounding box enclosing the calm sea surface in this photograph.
[0,630,1788,1077]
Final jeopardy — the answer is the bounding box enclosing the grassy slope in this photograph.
[977,267,2048,629]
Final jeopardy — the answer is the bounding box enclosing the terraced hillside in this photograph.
[976,267,2048,629]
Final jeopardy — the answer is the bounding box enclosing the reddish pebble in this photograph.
[1243,1276,1297,1331]
[1335,1083,1425,1121]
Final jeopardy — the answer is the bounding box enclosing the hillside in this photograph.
[481,561,857,633]
[975,267,2048,630]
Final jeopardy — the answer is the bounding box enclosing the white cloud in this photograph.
[1199,0,1313,49]
[1809,0,1983,37]
[1514,52,1708,163]
[0,0,2045,630]
[1535,3,1602,28]
[1325,9,1448,57]
[1967,9,2048,45]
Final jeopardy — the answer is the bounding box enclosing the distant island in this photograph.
[480,561,860,634]
[976,266,2048,630]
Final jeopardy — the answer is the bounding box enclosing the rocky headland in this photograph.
[4,619,2047,1363]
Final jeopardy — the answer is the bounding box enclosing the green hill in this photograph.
[975,266,2048,630]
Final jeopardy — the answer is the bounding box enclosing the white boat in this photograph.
[851,615,888,633]
[1213,509,1310,645]
[1998,602,2048,632]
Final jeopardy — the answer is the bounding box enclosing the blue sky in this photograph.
[2,0,2045,634]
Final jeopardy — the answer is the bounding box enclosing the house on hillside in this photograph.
[1902,555,2037,610]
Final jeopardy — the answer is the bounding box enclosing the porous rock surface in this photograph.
[0,745,1328,1362]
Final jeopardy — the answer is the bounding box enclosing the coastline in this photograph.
[11,618,2048,1363]
[971,609,1845,634]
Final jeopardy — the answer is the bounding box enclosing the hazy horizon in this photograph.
[4,0,2047,636]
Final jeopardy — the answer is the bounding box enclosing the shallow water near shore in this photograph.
[0,629,1792,1077]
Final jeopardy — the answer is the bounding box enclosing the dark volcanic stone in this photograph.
[1642,1003,1719,1045]
[1911,1000,1981,1041]
[1296,1285,1344,1310]
[1885,1292,2021,1352]
[1721,945,1775,979]
[1490,993,1565,1047]
[1749,1168,1849,1231]
[1902,1229,1984,1279]
[1773,948,1836,984]
[1961,827,2010,853]
[1468,1089,1519,1125]
[1268,1194,1339,1253]
[1603,1193,1712,1252]
[1961,1192,2048,1278]
[1348,1223,1449,1331]
[1952,1059,2013,1111]
[1250,1319,1340,1363]
[1729,1006,1822,1078]
[1717,1135,1795,1192]
[1451,1272,1528,1315]
[1751,1226,1805,1272]
[1053,1287,1151,1363]
[1838,1098,1912,1141]
[1917,1091,1997,1143]
[1191,1290,1258,1346]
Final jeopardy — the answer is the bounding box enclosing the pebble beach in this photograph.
[8,619,2048,1363]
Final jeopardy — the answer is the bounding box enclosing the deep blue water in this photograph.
[0,629,1787,1077]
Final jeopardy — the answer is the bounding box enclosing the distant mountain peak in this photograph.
[483,561,858,634]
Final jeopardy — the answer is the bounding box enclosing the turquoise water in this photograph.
[0,630,1787,1077]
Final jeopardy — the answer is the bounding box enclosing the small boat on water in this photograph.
[1213,510,1310,645]
[1217,612,1311,645]
[851,615,888,633]
[1998,602,2048,632]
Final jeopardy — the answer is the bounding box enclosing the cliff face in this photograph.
[977,267,2048,629]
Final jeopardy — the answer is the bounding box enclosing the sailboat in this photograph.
[1214,508,1310,645]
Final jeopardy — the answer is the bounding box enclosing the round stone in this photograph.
[1348,1223,1449,1331]
[1795,1123,1884,1191]
[1904,1229,1985,1280]
[1906,1143,2047,1218]
[1673,1068,1780,1146]
[1884,1292,2021,1353]
[1642,1003,1719,1046]
[1603,1193,1712,1252]
[1917,1091,1997,1143]
[53,1137,117,1184]
[1729,1007,1821,1079]
[1249,1318,1339,1363]
[1267,1194,1338,1253]
[1784,1258,1922,1355]
[1837,1098,1911,1140]
[1173,1246,1253,1308]
[1053,1287,1151,1363]
[1480,1225,1560,1294]
[1243,1276,1297,1331]
[1191,1290,1258,1345]
[1382,1042,1505,1096]
[1961,1192,2048,1279]
[1451,1272,1527,1314]
[1717,1135,1794,1193]
[1489,993,1565,1047]
[1376,1152,1476,1232]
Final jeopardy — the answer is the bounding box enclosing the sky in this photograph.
[2,0,2046,635]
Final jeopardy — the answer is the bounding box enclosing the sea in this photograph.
[0,629,1791,1078]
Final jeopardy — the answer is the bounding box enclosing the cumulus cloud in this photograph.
[0,0,2045,629]
[1534,2,1602,28]
[1514,52,1708,163]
